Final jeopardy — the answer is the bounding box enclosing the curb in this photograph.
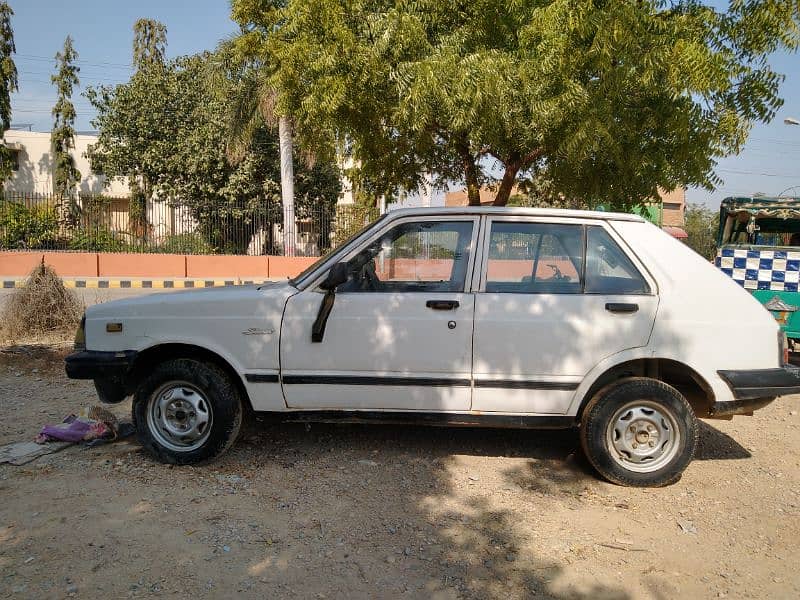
[2,278,281,289]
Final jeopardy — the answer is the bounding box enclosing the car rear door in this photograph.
[472,216,658,414]
[280,215,480,411]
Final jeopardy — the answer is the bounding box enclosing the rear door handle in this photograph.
[426,300,460,310]
[605,302,639,313]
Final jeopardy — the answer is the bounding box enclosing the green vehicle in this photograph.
[716,196,800,343]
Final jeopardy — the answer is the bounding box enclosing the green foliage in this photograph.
[0,1,17,183]
[87,52,341,254]
[132,19,167,70]
[333,204,381,248]
[684,203,720,261]
[0,202,60,249]
[155,233,214,254]
[231,0,800,210]
[51,36,81,198]
[66,226,127,252]
[511,171,589,209]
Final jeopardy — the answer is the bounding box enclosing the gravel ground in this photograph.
[1,344,799,599]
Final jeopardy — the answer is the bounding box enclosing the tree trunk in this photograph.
[493,150,542,206]
[493,163,521,207]
[279,116,296,257]
[458,143,481,206]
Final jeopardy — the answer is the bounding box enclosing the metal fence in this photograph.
[0,193,380,256]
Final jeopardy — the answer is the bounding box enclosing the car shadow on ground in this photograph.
[226,420,631,598]
[219,417,752,597]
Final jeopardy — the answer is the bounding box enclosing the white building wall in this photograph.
[3,130,129,197]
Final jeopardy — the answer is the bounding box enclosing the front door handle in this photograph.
[605,302,639,314]
[426,300,460,310]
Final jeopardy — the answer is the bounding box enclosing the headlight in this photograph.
[74,315,86,350]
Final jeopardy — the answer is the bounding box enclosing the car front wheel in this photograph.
[580,378,698,487]
[133,358,243,464]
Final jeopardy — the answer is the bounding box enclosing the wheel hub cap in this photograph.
[606,401,681,473]
[147,383,213,452]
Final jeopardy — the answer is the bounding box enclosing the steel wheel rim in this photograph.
[146,381,213,452]
[605,399,681,473]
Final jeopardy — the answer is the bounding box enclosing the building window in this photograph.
[663,202,683,211]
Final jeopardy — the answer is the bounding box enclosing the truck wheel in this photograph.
[580,378,698,487]
[132,358,243,465]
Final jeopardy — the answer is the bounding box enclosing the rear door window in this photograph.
[485,222,583,294]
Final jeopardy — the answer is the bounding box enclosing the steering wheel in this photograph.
[547,264,569,282]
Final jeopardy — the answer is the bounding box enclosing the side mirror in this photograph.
[319,262,348,290]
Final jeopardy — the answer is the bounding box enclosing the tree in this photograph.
[684,204,720,261]
[51,36,81,200]
[132,18,167,70]
[87,53,340,254]
[0,1,17,183]
[238,0,800,210]
[105,18,168,240]
[220,11,299,256]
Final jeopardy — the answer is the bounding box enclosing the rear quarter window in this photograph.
[585,226,650,295]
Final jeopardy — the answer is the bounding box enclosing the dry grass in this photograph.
[0,262,83,342]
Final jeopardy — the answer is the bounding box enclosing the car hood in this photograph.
[86,280,294,319]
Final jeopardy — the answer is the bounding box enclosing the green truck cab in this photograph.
[716,196,800,342]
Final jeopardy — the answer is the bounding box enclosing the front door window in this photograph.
[338,220,475,293]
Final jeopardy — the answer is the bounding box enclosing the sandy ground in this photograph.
[1,345,799,600]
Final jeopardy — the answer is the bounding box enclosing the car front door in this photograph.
[472,217,659,414]
[280,216,479,410]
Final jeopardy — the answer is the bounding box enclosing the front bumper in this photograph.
[65,350,138,404]
[714,367,800,416]
[65,350,137,380]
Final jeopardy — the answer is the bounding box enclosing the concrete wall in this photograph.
[4,130,129,197]
[0,251,318,279]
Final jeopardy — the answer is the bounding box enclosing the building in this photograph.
[2,129,199,245]
[658,187,686,227]
[3,129,129,197]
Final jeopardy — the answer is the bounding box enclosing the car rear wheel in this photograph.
[580,378,698,487]
[133,358,242,464]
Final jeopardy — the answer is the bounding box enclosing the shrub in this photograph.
[0,201,60,249]
[0,263,83,341]
[67,227,129,252]
[155,232,214,254]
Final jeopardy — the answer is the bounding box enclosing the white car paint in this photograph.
[80,207,781,416]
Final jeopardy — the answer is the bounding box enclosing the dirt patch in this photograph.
[0,350,799,599]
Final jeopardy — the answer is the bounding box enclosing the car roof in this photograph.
[384,205,647,222]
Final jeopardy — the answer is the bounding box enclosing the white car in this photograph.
[66,207,800,486]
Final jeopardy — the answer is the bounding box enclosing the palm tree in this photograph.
[211,52,296,256]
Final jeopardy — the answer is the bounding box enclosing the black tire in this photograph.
[580,377,698,487]
[132,358,243,465]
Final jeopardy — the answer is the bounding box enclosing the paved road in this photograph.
[0,286,173,310]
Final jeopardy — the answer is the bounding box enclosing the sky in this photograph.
[8,0,237,132]
[6,0,800,208]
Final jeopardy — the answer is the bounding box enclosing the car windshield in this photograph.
[288,213,389,287]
